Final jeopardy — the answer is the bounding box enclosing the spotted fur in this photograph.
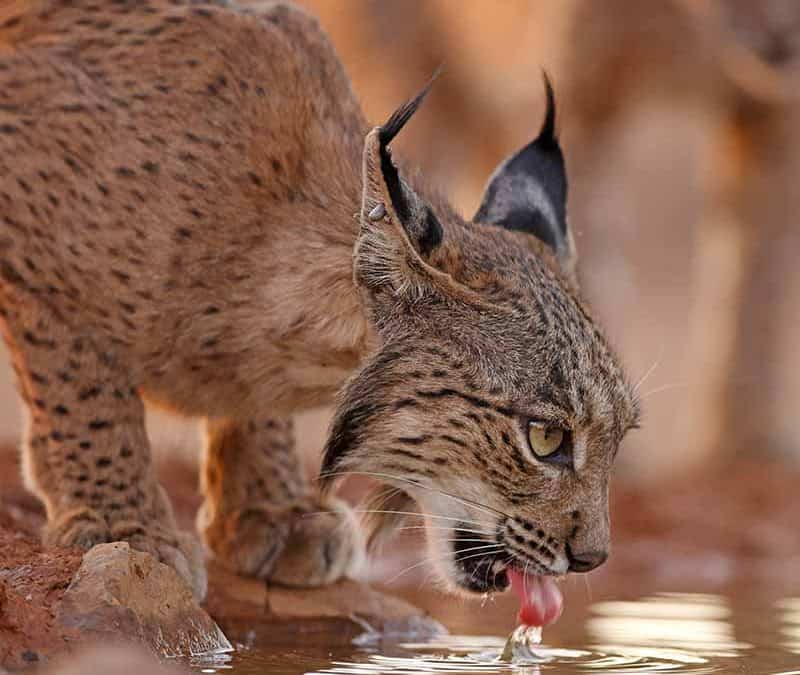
[0,0,638,599]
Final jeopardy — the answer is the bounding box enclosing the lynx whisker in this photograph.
[385,543,504,586]
[633,345,664,393]
[302,509,486,528]
[395,525,487,535]
[319,469,509,520]
[639,381,689,400]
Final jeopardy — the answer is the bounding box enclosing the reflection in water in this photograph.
[191,593,800,674]
[303,594,751,675]
[188,652,235,672]
[778,598,800,655]
[587,592,748,655]
[304,633,721,674]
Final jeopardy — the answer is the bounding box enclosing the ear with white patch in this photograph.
[355,79,446,309]
[474,74,576,281]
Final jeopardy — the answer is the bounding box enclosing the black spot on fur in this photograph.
[440,434,467,448]
[78,386,102,401]
[394,397,418,409]
[395,435,430,446]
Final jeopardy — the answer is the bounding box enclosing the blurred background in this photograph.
[2,0,799,480]
[0,0,799,590]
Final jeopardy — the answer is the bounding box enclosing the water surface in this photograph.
[185,591,800,674]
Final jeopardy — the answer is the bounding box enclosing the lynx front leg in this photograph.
[1,303,206,598]
[199,417,364,586]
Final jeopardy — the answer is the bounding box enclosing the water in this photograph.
[183,591,800,674]
[500,625,543,662]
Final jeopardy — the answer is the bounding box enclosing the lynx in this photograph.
[0,0,639,619]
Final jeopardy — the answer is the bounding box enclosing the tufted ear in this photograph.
[474,74,576,281]
[355,78,446,307]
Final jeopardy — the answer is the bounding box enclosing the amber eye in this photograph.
[527,422,565,458]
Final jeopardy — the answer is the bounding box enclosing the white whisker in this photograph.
[302,509,484,527]
[395,525,487,535]
[384,543,504,585]
[583,573,593,601]
[640,381,689,399]
[524,558,530,597]
[319,470,509,520]
[633,346,664,393]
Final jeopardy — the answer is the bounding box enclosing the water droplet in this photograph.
[500,624,544,662]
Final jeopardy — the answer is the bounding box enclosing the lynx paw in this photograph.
[43,506,111,549]
[202,497,364,586]
[269,497,365,587]
[43,508,207,600]
[200,503,290,579]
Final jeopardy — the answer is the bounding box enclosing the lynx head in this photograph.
[321,76,640,616]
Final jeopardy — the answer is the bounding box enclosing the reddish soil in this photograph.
[0,515,83,668]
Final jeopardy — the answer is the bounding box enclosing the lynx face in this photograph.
[322,79,640,600]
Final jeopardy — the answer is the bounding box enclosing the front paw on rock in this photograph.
[43,506,112,550]
[111,521,208,601]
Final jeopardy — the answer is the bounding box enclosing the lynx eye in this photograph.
[527,422,562,457]
[525,421,572,466]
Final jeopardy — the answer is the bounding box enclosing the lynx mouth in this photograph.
[451,531,564,627]
[453,550,510,593]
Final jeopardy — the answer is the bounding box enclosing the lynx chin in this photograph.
[0,0,639,620]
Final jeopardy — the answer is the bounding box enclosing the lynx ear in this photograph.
[356,79,445,302]
[474,74,576,279]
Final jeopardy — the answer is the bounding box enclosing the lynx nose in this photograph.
[565,543,608,572]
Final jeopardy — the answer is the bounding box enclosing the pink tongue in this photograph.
[506,569,563,627]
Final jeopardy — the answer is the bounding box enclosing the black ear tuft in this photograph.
[474,72,572,262]
[378,69,440,147]
[537,70,558,150]
[377,72,439,224]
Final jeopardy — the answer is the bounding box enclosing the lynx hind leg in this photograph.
[199,416,364,586]
[2,301,206,599]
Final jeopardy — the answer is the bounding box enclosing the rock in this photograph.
[272,579,447,644]
[56,543,231,658]
[205,564,445,646]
